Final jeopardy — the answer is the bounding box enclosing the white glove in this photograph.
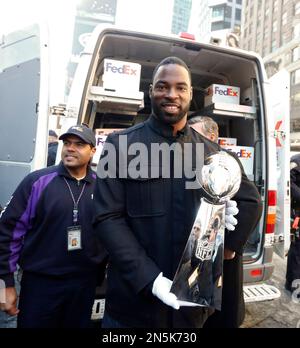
[152,273,180,310]
[225,199,239,231]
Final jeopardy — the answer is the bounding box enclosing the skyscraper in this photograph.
[241,0,300,138]
[189,0,242,44]
[171,0,193,35]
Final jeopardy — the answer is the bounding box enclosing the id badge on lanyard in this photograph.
[67,225,82,251]
[64,178,86,252]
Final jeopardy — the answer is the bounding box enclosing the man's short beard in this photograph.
[152,101,189,125]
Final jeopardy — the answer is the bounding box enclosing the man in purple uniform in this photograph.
[0,125,106,328]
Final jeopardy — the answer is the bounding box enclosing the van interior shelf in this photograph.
[201,102,257,119]
[88,86,144,113]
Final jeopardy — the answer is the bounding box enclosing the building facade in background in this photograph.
[241,0,300,139]
[66,0,195,95]
[189,0,212,42]
[210,0,242,32]
[171,0,193,34]
[67,0,117,95]
[189,0,242,45]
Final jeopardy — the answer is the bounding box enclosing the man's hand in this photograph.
[225,199,239,231]
[224,248,236,260]
[0,287,19,316]
[152,273,180,310]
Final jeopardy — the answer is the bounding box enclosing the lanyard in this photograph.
[63,177,86,225]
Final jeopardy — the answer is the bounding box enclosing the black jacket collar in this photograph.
[147,114,190,139]
[57,162,95,184]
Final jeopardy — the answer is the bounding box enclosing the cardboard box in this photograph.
[93,129,122,165]
[102,59,141,92]
[222,145,254,177]
[218,137,237,147]
[205,84,240,106]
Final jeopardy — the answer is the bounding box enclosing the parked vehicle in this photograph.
[0,24,290,314]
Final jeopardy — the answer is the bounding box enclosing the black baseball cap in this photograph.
[59,124,96,147]
[49,129,58,137]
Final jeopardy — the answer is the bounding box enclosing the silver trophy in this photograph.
[171,151,241,310]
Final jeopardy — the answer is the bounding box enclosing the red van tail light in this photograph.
[266,190,277,234]
[250,269,263,277]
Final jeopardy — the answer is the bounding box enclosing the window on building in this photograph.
[256,31,262,51]
[262,45,268,57]
[281,32,288,45]
[265,7,270,17]
[257,18,261,28]
[271,39,277,52]
[282,12,287,26]
[212,6,225,18]
[264,25,269,39]
[291,91,300,106]
[225,6,232,20]
[235,8,241,21]
[273,20,277,33]
[295,2,300,15]
[212,22,226,31]
[274,0,278,11]
[293,47,300,62]
[294,23,300,38]
[236,0,242,4]
[291,69,300,85]
[250,6,253,17]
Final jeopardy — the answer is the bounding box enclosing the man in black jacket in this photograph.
[286,154,300,293]
[47,130,58,167]
[0,124,106,328]
[93,57,262,328]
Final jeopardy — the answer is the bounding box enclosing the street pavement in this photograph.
[242,254,300,328]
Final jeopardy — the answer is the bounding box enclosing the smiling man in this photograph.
[93,57,262,328]
[0,124,107,328]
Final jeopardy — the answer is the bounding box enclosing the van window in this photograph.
[0,24,40,71]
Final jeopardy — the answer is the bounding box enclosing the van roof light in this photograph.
[179,32,195,41]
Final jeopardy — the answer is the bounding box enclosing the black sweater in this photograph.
[0,162,106,287]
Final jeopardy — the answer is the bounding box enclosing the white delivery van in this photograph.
[0,24,290,311]
[61,25,291,290]
[0,23,50,208]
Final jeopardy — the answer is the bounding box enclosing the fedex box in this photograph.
[205,84,240,106]
[102,59,141,92]
[93,129,122,165]
[218,137,237,146]
[222,145,254,178]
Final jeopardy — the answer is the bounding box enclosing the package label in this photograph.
[205,84,240,106]
[103,59,141,92]
[218,137,237,146]
[222,145,254,176]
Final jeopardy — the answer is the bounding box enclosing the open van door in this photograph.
[269,69,290,258]
[0,23,50,207]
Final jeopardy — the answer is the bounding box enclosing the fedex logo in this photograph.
[105,62,137,76]
[214,86,238,97]
[229,148,252,158]
[219,139,236,146]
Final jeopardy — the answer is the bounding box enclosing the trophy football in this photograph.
[171,151,241,310]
